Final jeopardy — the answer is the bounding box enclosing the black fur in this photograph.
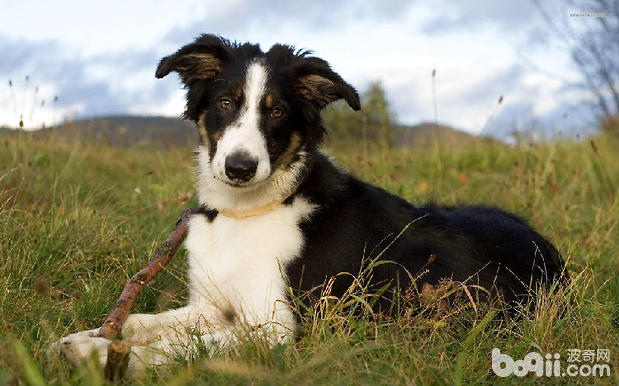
[287,153,567,306]
[194,206,218,222]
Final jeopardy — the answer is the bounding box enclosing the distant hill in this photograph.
[393,122,489,148]
[1,115,497,149]
[31,116,197,148]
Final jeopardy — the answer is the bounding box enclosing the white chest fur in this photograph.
[184,197,315,327]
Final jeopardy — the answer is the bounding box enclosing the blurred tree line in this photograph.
[323,81,394,147]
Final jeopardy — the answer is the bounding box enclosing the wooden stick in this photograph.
[104,341,131,380]
[96,208,194,380]
[97,208,194,340]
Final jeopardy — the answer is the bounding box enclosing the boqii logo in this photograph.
[491,348,611,377]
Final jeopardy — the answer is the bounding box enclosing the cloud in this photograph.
[0,38,60,74]
[160,0,417,49]
[486,98,595,140]
[421,0,543,34]
[0,34,181,126]
[485,101,536,137]
[444,64,526,106]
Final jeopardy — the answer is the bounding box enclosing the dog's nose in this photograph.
[225,151,258,182]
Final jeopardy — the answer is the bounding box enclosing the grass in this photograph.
[1,130,618,385]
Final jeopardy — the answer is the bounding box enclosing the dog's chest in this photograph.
[184,197,315,319]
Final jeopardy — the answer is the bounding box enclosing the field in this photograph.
[1,129,618,385]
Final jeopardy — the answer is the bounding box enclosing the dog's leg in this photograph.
[57,295,296,370]
[121,305,207,342]
[55,304,211,367]
[127,315,295,371]
[126,328,231,370]
[57,304,295,370]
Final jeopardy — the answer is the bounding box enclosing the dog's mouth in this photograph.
[222,179,250,188]
[218,174,269,189]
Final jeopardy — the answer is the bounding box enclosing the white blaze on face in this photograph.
[212,61,270,184]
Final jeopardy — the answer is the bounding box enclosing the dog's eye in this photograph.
[219,98,232,110]
[270,107,284,118]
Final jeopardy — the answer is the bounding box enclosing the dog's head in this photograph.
[156,34,359,210]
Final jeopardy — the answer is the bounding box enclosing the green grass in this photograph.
[1,130,618,385]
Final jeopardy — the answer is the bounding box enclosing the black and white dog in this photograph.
[57,35,566,369]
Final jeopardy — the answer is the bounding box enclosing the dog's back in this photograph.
[287,152,567,306]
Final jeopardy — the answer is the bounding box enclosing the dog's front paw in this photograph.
[54,329,111,367]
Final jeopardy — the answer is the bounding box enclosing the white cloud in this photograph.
[128,88,185,117]
[0,0,208,55]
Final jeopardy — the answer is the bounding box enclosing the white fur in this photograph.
[211,61,270,186]
[55,197,316,370]
[185,197,315,329]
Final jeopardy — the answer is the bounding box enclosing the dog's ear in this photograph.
[155,34,232,85]
[293,57,361,111]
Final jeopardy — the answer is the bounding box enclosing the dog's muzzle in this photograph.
[225,150,258,183]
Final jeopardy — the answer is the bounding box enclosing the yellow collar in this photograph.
[217,197,290,219]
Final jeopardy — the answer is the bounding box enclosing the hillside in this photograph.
[3,115,494,149]
[394,122,489,148]
[33,116,197,148]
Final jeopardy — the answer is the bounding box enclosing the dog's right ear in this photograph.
[155,34,232,85]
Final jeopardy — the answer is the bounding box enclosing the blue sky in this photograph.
[0,0,598,136]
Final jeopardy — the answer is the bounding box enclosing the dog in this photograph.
[56,34,567,370]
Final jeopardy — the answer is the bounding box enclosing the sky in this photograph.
[0,0,600,137]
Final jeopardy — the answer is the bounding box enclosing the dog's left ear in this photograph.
[293,57,361,111]
[155,34,232,85]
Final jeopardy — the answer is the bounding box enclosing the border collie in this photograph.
[57,34,567,370]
